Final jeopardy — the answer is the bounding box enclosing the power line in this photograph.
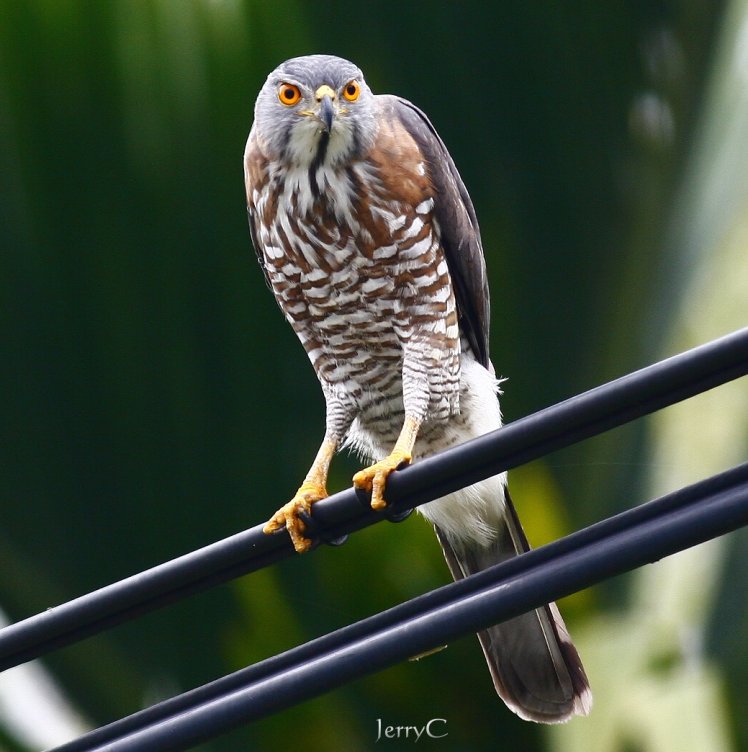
[0,327,746,673]
[52,461,748,752]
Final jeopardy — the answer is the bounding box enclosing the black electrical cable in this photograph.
[52,462,748,752]
[2,327,747,673]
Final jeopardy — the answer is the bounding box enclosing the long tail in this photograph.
[433,487,592,723]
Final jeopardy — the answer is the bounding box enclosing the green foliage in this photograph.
[1,1,743,750]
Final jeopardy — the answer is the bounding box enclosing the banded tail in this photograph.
[434,488,592,723]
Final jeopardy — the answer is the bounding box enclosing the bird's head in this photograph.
[252,54,377,168]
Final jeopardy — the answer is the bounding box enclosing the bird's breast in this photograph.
[252,157,460,415]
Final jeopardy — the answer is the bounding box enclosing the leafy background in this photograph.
[1,1,747,750]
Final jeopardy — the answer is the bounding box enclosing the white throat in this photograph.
[286,116,356,169]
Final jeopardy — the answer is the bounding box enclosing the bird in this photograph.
[243,54,591,723]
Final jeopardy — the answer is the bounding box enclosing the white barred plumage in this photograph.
[244,54,591,723]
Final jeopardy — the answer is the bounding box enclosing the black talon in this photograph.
[353,484,413,523]
[354,484,373,509]
[384,505,413,523]
[297,509,349,548]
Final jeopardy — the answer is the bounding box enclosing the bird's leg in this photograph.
[263,437,337,553]
[353,414,421,510]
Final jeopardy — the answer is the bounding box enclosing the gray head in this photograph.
[252,54,378,168]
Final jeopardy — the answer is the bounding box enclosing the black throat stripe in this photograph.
[309,131,331,198]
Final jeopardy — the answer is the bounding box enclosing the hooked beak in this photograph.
[314,84,336,132]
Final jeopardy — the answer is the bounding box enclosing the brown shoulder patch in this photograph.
[367,116,434,207]
[243,130,270,204]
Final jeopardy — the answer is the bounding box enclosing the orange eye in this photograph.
[342,80,360,102]
[278,83,301,106]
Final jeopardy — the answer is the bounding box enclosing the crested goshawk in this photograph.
[244,54,591,723]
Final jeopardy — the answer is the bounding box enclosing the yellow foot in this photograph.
[352,450,412,511]
[263,483,328,553]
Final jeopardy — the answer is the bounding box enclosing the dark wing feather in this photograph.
[389,96,491,368]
